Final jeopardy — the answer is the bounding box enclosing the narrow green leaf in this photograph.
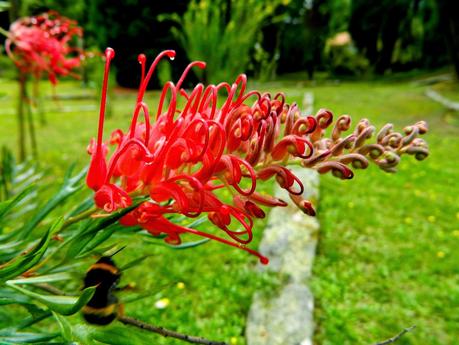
[0,331,58,344]
[91,325,151,345]
[184,216,208,229]
[0,185,35,220]
[169,238,210,249]
[64,205,138,260]
[0,229,52,282]
[7,273,71,285]
[69,324,99,345]
[145,237,210,249]
[19,168,85,239]
[0,240,22,251]
[75,227,116,259]
[18,310,52,330]
[44,261,85,274]
[52,312,73,342]
[6,282,96,316]
[0,288,32,305]
[68,196,94,218]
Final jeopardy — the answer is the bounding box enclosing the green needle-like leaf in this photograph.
[0,331,58,344]
[0,185,35,221]
[6,273,72,285]
[19,167,85,239]
[0,228,52,282]
[6,282,96,316]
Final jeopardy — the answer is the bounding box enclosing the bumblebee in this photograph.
[82,256,122,325]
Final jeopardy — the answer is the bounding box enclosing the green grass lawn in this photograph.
[307,81,459,345]
[432,79,459,103]
[0,74,457,344]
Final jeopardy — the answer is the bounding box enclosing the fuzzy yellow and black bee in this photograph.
[82,256,122,325]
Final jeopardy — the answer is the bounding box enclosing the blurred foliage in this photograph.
[275,0,332,79]
[21,0,85,20]
[349,0,449,74]
[1,0,457,83]
[85,0,191,88]
[0,54,15,79]
[0,1,9,12]
[436,0,459,78]
[166,0,286,84]
[324,34,369,77]
[0,146,40,205]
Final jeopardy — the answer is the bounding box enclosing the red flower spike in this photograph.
[86,48,115,191]
[87,48,429,264]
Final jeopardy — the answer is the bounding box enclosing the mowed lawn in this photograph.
[0,74,458,344]
[306,81,459,344]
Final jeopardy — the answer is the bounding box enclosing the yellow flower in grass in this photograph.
[154,298,170,309]
[436,251,445,259]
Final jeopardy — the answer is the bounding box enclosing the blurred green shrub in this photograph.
[166,0,285,84]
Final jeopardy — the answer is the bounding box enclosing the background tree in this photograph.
[86,0,190,88]
[349,0,450,74]
[275,0,332,79]
[436,0,459,79]
[349,0,409,74]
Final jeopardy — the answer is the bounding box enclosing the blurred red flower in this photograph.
[5,11,83,84]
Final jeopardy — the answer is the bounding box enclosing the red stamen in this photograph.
[199,85,218,119]
[156,81,177,122]
[182,84,204,118]
[184,226,268,264]
[129,101,151,146]
[138,53,146,87]
[137,50,175,103]
[96,47,115,152]
[105,138,153,183]
[176,61,206,90]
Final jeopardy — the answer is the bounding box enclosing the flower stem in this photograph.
[0,27,9,38]
[33,78,47,126]
[24,83,38,158]
[118,315,228,345]
[17,77,26,161]
[61,207,98,231]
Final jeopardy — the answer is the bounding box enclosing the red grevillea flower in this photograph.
[5,11,83,84]
[87,48,429,264]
